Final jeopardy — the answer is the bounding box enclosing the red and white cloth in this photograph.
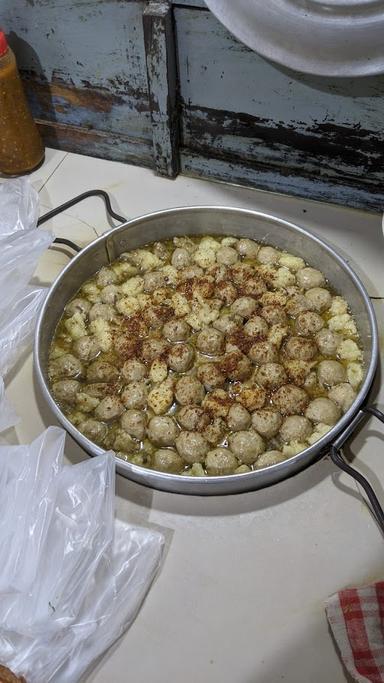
[326,583,384,682]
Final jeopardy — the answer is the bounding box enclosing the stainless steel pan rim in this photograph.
[34,206,378,496]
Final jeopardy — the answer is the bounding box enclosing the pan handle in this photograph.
[330,405,384,534]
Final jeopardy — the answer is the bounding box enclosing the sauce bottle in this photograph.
[0,31,44,175]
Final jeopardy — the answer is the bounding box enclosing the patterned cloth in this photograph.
[326,583,384,683]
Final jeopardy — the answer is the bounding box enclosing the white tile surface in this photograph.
[5,149,384,683]
[30,147,67,193]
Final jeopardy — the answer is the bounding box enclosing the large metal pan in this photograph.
[34,207,381,503]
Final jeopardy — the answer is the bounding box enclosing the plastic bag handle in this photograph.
[330,405,384,534]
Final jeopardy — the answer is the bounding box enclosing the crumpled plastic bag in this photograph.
[0,427,164,683]
[0,178,39,238]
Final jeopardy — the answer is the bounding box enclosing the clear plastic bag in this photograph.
[0,178,39,239]
[0,427,164,683]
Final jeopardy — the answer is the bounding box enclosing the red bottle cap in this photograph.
[0,31,8,57]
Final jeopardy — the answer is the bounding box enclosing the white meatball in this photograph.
[96,267,118,288]
[197,362,225,390]
[256,363,287,390]
[203,417,227,445]
[295,311,324,336]
[121,381,148,409]
[52,379,80,404]
[73,336,100,362]
[305,288,331,313]
[50,353,83,378]
[216,282,238,305]
[147,416,178,446]
[248,341,278,365]
[315,329,341,356]
[237,238,259,259]
[305,397,341,425]
[175,431,209,464]
[286,294,312,318]
[113,429,136,453]
[177,406,210,431]
[317,360,346,388]
[213,315,240,335]
[328,383,356,412]
[272,384,309,416]
[172,248,191,269]
[79,418,108,445]
[95,396,124,422]
[83,382,116,398]
[196,327,225,355]
[87,360,118,382]
[167,344,194,372]
[285,336,317,362]
[180,265,204,280]
[153,449,184,473]
[175,376,205,405]
[216,246,238,266]
[143,270,166,292]
[163,319,190,342]
[231,297,257,318]
[228,430,265,465]
[258,246,279,264]
[122,359,147,382]
[260,305,287,326]
[251,409,282,439]
[205,448,238,475]
[144,305,172,329]
[280,415,312,442]
[100,284,120,305]
[244,316,269,338]
[296,267,325,290]
[227,404,251,431]
[219,351,252,381]
[121,410,147,440]
[65,298,91,317]
[254,451,286,469]
[141,338,168,363]
[89,303,116,322]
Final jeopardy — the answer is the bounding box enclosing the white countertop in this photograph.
[6,149,384,683]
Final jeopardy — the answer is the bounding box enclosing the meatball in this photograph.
[95,396,124,422]
[73,336,100,362]
[197,362,225,390]
[235,385,266,412]
[219,351,252,381]
[254,451,286,469]
[231,297,257,318]
[87,360,118,382]
[196,327,225,355]
[153,449,184,473]
[172,247,191,270]
[96,267,118,288]
[227,404,251,431]
[180,265,204,280]
[244,316,269,338]
[285,336,317,361]
[175,431,209,464]
[141,338,168,363]
[280,415,312,442]
[217,246,238,266]
[175,376,205,405]
[121,381,148,409]
[305,287,331,313]
[260,305,287,326]
[272,384,309,416]
[121,410,147,440]
[256,363,287,390]
[205,448,238,475]
[317,360,346,388]
[153,241,169,261]
[203,417,227,445]
[52,379,80,404]
[115,334,141,360]
[122,359,147,382]
[295,311,324,336]
[315,329,341,356]
[163,319,190,342]
[144,304,172,329]
[237,238,259,259]
[50,353,83,378]
[328,383,356,412]
[100,284,120,305]
[167,344,194,372]
[143,270,166,292]
[65,298,91,317]
[305,397,341,425]
[79,418,108,445]
[286,294,312,318]
[248,341,278,365]
[258,246,279,264]
[177,405,210,431]
[89,303,116,322]
[216,282,238,305]
[83,382,117,398]
[251,409,282,439]
[213,316,240,335]
[296,267,325,290]
[241,275,267,298]
[147,416,178,446]
[228,430,265,465]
